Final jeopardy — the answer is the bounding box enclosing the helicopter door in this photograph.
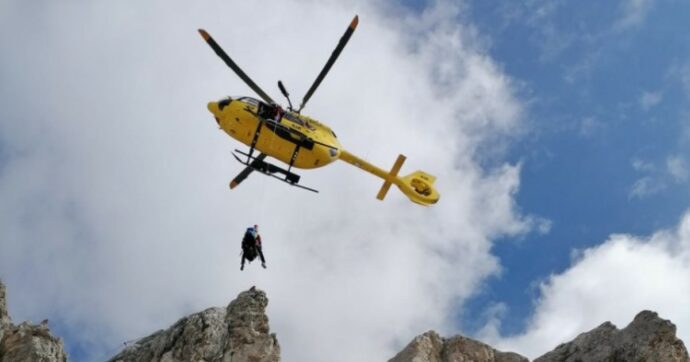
[257,102,277,120]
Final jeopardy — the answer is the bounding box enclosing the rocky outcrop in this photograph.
[0,281,10,334]
[391,311,689,362]
[0,279,67,362]
[389,330,527,362]
[108,286,280,362]
[0,321,68,362]
[535,310,689,362]
[0,281,8,345]
[4,277,690,362]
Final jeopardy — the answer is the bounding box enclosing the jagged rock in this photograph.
[109,286,280,362]
[390,331,444,362]
[0,279,67,362]
[0,281,7,345]
[0,322,67,362]
[535,310,690,362]
[0,280,10,328]
[389,330,527,362]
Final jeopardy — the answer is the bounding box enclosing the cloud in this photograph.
[614,0,655,32]
[484,210,690,359]
[563,50,603,84]
[640,90,663,111]
[632,158,656,173]
[629,176,666,199]
[682,65,690,99]
[666,60,690,101]
[0,1,536,361]
[667,155,689,183]
[578,117,605,137]
[627,156,688,199]
[495,1,572,63]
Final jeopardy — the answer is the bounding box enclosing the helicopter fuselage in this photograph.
[207,95,440,205]
[208,96,342,169]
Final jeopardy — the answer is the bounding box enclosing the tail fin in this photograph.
[337,149,440,206]
[376,154,406,201]
[375,154,440,205]
[396,170,440,206]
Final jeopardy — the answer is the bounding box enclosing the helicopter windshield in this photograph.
[218,96,232,110]
[283,112,305,126]
[238,97,260,106]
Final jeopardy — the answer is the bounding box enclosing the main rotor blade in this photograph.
[198,29,275,105]
[230,153,268,189]
[298,15,358,112]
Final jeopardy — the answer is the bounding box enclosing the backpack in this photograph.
[242,229,257,261]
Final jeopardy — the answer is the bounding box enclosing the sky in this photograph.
[0,0,689,361]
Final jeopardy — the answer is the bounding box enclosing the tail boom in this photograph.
[338,150,439,206]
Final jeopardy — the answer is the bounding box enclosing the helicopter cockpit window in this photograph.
[218,97,232,110]
[239,97,260,107]
[283,112,305,126]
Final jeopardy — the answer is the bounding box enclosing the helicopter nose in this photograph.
[207,101,219,114]
[207,102,221,124]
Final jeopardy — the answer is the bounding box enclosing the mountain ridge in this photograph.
[1,280,688,361]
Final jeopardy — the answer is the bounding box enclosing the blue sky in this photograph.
[1,1,690,361]
[458,0,690,337]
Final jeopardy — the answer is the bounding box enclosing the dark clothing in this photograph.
[240,227,266,270]
[256,245,266,264]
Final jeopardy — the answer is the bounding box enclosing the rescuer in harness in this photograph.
[240,224,266,271]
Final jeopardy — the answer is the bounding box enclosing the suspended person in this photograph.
[240,224,266,270]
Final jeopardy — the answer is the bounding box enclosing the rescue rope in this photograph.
[257,114,281,223]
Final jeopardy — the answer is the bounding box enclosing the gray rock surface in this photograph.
[108,286,280,362]
[4,277,690,362]
[535,310,689,362]
[389,330,527,362]
[0,281,7,345]
[0,279,67,362]
[0,280,9,338]
[1,321,68,362]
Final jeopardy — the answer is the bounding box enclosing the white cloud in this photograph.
[640,90,663,111]
[667,155,689,182]
[578,116,604,137]
[614,0,655,32]
[629,176,666,199]
[563,50,602,84]
[485,210,690,359]
[496,1,572,63]
[631,158,656,172]
[627,156,688,199]
[0,1,536,361]
[666,60,690,101]
[682,64,690,99]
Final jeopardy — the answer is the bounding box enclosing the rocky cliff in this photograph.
[391,310,689,362]
[0,281,9,332]
[535,310,689,362]
[108,286,280,362]
[3,279,689,362]
[389,330,528,362]
[0,279,67,362]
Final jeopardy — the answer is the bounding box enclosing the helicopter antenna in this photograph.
[278,81,294,111]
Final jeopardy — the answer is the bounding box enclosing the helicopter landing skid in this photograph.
[232,149,318,193]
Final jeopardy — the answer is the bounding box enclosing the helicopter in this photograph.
[199,15,439,206]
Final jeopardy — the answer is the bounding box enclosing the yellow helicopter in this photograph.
[199,15,439,206]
